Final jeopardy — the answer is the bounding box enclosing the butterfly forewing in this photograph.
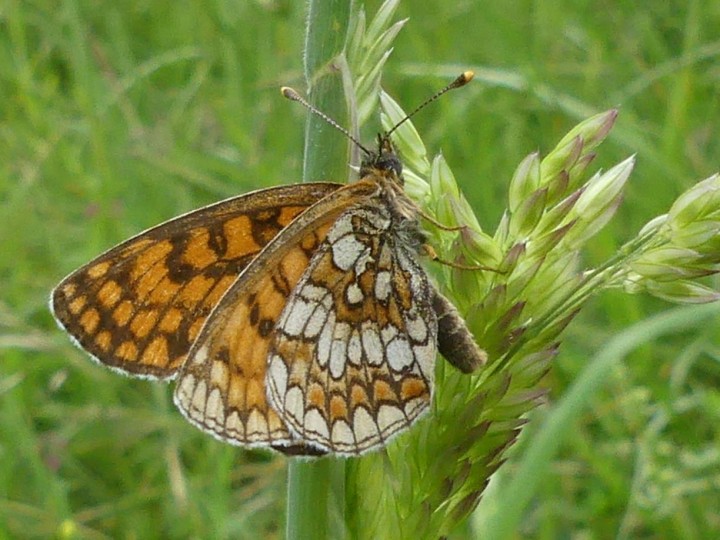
[173,180,381,451]
[51,182,342,379]
[266,198,437,455]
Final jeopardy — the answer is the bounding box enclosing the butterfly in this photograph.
[50,71,487,456]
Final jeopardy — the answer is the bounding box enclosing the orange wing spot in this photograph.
[118,238,154,258]
[210,361,230,392]
[130,309,159,339]
[307,383,326,412]
[329,395,348,421]
[135,265,169,301]
[68,295,87,315]
[257,277,291,319]
[187,317,205,344]
[87,261,111,279]
[223,215,260,259]
[400,377,427,401]
[132,241,173,281]
[247,340,270,379]
[147,276,181,304]
[80,308,100,335]
[358,269,375,296]
[392,272,413,310]
[245,378,266,409]
[117,340,139,362]
[202,275,236,309]
[112,300,134,327]
[178,275,216,305]
[266,410,286,432]
[373,379,397,402]
[95,330,112,353]
[387,299,405,330]
[300,232,318,252]
[231,313,274,378]
[227,376,247,411]
[300,221,332,252]
[61,282,78,298]
[280,246,312,286]
[278,205,308,226]
[141,336,169,367]
[350,385,370,409]
[182,230,219,269]
[158,308,183,333]
[97,279,122,309]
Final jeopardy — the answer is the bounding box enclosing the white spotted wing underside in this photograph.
[266,201,437,455]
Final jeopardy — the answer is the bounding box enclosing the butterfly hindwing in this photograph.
[266,199,438,455]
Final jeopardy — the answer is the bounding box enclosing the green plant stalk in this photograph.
[286,1,352,539]
[301,0,354,186]
[287,459,347,540]
[476,302,720,540]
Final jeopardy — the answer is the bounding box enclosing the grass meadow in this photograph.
[1,0,720,538]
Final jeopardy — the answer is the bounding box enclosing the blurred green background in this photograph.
[2,0,720,538]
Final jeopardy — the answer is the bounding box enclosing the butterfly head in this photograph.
[359,135,403,185]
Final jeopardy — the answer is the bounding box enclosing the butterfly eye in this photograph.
[375,152,403,178]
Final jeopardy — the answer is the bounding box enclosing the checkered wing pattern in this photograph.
[51,183,342,380]
[173,181,380,452]
[266,201,437,455]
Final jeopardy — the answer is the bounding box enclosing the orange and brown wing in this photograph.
[173,180,379,451]
[51,182,342,380]
[266,200,438,455]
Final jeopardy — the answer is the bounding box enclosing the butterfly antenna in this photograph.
[281,87,372,156]
[385,71,474,139]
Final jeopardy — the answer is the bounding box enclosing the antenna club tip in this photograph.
[449,71,474,90]
[281,86,300,101]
